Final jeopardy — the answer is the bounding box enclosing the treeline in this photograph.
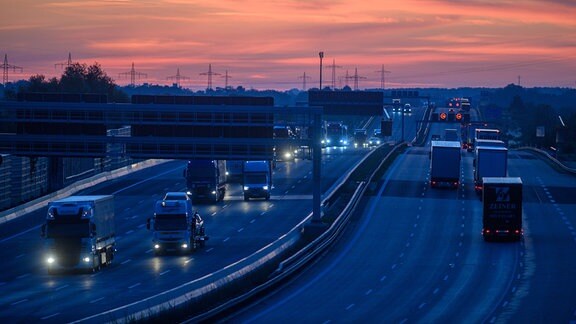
[481,84,576,154]
[5,62,129,102]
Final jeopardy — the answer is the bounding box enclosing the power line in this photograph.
[325,58,342,90]
[1,54,23,85]
[221,70,232,89]
[375,64,391,90]
[166,68,190,87]
[345,67,366,90]
[55,52,74,70]
[199,64,220,90]
[118,62,147,87]
[298,71,311,90]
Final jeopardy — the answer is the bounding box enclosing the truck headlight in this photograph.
[83,256,91,263]
[154,244,160,249]
[181,243,188,249]
[47,256,55,264]
[263,185,269,191]
[211,190,217,195]
[284,152,292,159]
[243,186,249,191]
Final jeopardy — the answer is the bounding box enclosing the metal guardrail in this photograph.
[519,147,576,174]
[187,143,406,322]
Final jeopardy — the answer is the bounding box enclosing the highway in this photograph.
[230,116,576,322]
[0,109,422,322]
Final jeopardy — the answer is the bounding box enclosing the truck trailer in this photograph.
[474,146,508,193]
[147,200,207,254]
[430,140,461,188]
[482,177,523,241]
[184,160,227,203]
[41,195,116,273]
[243,160,272,200]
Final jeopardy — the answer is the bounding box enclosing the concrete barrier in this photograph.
[0,159,171,225]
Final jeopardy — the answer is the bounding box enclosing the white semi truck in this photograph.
[41,195,116,274]
[430,140,461,189]
[147,199,207,255]
[474,146,508,193]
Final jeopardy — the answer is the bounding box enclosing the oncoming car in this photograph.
[368,137,381,146]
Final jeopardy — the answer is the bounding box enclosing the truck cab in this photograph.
[147,200,207,254]
[242,160,272,201]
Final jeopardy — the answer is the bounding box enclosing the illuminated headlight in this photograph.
[243,186,249,191]
[326,139,331,144]
[47,256,55,264]
[284,152,292,159]
[83,256,91,263]
[154,244,161,249]
[211,190,217,195]
[354,143,358,147]
[181,243,188,249]
[263,185,269,191]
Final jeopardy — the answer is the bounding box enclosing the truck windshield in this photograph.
[46,219,90,238]
[245,174,267,184]
[155,214,188,230]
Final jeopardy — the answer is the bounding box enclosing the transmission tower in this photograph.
[55,52,74,70]
[298,72,311,90]
[1,54,23,85]
[345,67,366,91]
[221,70,232,89]
[167,68,190,87]
[375,64,391,90]
[325,58,342,90]
[118,62,147,87]
[200,64,220,90]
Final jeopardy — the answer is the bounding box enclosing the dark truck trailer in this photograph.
[482,177,523,241]
[185,160,227,203]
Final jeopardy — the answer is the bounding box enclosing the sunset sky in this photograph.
[1,0,575,90]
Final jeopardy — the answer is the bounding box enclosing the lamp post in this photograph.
[319,51,324,90]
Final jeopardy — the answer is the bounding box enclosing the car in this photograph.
[403,104,412,114]
[163,192,191,201]
[368,137,381,146]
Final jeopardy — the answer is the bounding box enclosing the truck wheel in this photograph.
[265,194,270,200]
[244,195,249,201]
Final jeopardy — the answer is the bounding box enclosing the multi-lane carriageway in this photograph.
[0,109,418,322]
[5,104,575,323]
[231,117,576,323]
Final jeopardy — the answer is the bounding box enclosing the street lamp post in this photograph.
[319,51,324,90]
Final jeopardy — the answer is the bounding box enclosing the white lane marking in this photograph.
[55,284,69,291]
[41,313,60,320]
[238,228,244,233]
[345,304,355,310]
[129,282,141,289]
[223,237,230,243]
[90,297,105,304]
[121,259,131,265]
[11,299,28,305]
[250,219,256,224]
[159,270,171,276]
